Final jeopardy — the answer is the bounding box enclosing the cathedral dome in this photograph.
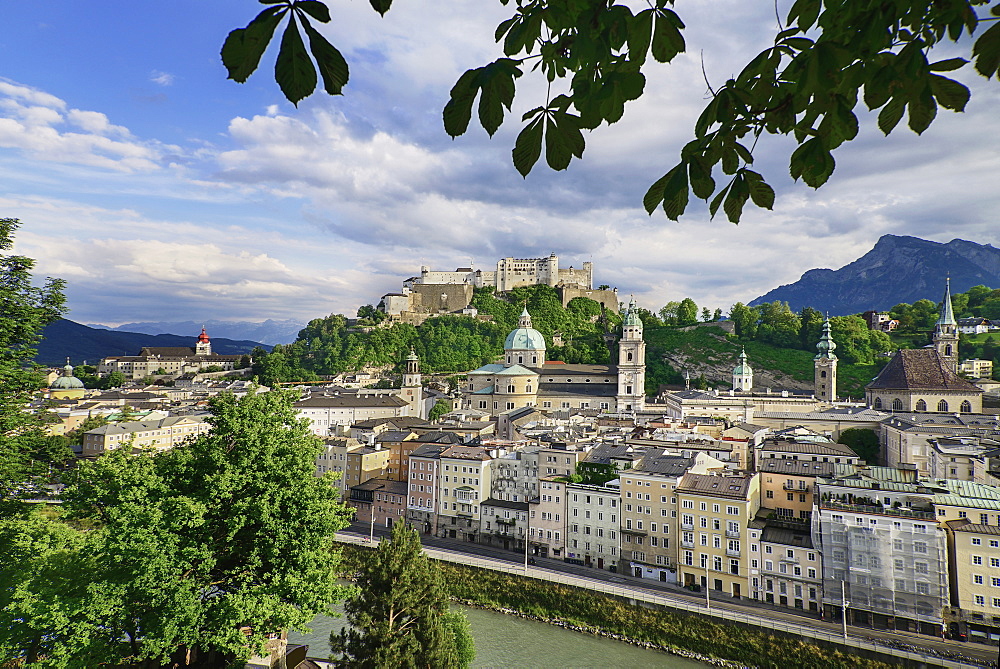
[504,307,546,351]
[52,362,85,390]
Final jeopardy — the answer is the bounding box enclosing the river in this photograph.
[288,604,707,668]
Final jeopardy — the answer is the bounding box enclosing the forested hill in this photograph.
[250,286,622,386]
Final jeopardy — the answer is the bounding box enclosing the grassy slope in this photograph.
[645,325,877,399]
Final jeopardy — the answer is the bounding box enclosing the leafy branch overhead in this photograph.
[227,0,1000,222]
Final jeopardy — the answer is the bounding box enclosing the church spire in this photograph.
[936,276,957,327]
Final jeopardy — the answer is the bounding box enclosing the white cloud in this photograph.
[150,71,175,86]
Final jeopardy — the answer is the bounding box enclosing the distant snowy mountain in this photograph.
[751,235,1000,315]
[85,319,304,346]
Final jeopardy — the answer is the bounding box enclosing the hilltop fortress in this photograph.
[378,253,619,324]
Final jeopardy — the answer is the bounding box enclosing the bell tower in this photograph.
[814,316,838,402]
[401,349,424,418]
[616,297,646,412]
[933,277,959,373]
[195,326,212,356]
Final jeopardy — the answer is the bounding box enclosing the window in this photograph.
[915,399,927,411]
[975,575,985,585]
[973,556,983,565]
[892,398,903,411]
[938,399,949,412]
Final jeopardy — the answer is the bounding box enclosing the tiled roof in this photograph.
[676,472,755,500]
[866,348,983,392]
[758,459,836,477]
[295,395,409,408]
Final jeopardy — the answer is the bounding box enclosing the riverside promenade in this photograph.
[336,530,993,669]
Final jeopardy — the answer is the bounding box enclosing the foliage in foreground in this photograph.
[0,218,68,502]
[226,0,1000,223]
[0,388,353,668]
[337,544,890,669]
[331,522,464,668]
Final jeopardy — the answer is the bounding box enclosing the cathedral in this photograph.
[865,278,983,413]
[462,300,646,415]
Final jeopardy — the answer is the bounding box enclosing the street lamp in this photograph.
[841,580,850,641]
[369,484,385,543]
[705,560,711,610]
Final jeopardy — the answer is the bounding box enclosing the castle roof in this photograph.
[866,348,983,392]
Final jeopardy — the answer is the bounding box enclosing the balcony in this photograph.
[681,540,695,548]
[726,548,741,557]
[681,522,694,530]
[779,555,799,564]
[820,500,935,520]
[726,529,740,539]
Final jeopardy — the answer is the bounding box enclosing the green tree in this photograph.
[0,219,66,501]
[102,370,127,389]
[332,522,462,668]
[443,610,475,669]
[1,387,354,667]
[729,302,759,340]
[838,427,881,465]
[659,301,681,326]
[676,298,699,326]
[226,0,1000,223]
[429,399,452,422]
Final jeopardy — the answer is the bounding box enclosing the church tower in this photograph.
[401,348,424,418]
[933,277,959,373]
[617,298,646,412]
[814,316,838,402]
[195,326,212,356]
[403,348,421,388]
[732,347,753,392]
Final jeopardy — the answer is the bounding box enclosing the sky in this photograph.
[2,1,998,328]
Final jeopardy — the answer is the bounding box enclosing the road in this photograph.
[341,522,996,668]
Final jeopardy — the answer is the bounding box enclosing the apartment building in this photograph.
[532,476,568,559]
[436,446,494,541]
[406,442,452,535]
[675,472,760,599]
[81,415,210,456]
[618,454,696,582]
[749,518,823,612]
[758,459,836,521]
[566,479,621,571]
[815,466,948,636]
[944,519,1000,643]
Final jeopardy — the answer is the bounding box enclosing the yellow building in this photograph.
[81,415,210,456]
[675,472,760,599]
[944,518,1000,643]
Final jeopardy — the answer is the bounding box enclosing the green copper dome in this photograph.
[814,317,838,360]
[504,307,546,351]
[52,361,85,390]
[936,277,957,327]
[732,347,752,376]
[623,297,642,327]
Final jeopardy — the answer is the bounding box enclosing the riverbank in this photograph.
[338,544,892,669]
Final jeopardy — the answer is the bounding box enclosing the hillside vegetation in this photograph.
[251,286,620,386]
[250,285,898,398]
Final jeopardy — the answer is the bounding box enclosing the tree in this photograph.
[443,610,476,669]
[0,387,354,667]
[0,218,66,501]
[729,302,759,340]
[659,301,681,326]
[676,298,699,326]
[225,0,1000,223]
[331,521,462,668]
[429,399,452,422]
[65,414,109,445]
[102,370,127,389]
[838,428,881,465]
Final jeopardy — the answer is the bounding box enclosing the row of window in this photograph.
[872,397,973,412]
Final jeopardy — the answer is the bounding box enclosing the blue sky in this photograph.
[2,1,999,327]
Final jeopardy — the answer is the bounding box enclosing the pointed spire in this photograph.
[815,316,838,360]
[936,276,956,327]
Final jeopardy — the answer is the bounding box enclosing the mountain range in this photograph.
[36,320,270,366]
[751,235,1000,315]
[84,319,304,346]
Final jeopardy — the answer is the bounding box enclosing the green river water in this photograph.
[288,603,707,668]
